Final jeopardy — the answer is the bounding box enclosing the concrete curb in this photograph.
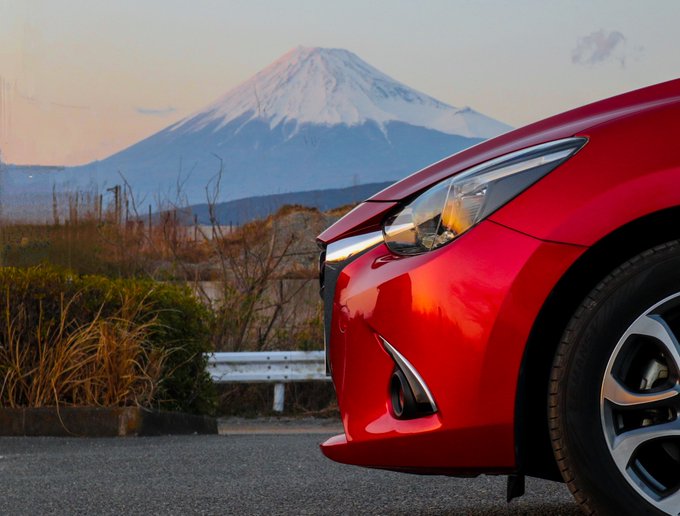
[0,407,217,437]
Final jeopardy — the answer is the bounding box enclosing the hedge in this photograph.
[0,266,216,414]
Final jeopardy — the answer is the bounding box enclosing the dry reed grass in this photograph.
[0,292,168,408]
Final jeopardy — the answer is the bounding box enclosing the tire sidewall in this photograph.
[555,245,680,516]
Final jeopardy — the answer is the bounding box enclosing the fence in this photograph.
[206,351,329,412]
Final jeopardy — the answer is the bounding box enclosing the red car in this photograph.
[317,79,680,515]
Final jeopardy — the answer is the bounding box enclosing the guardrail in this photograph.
[206,351,329,412]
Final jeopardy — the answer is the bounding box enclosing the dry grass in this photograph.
[1,184,332,354]
[0,292,168,408]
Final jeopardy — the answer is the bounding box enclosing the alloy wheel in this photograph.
[601,292,680,514]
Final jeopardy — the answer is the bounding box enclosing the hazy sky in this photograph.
[1,0,679,166]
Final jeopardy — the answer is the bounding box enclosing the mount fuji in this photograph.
[4,47,511,210]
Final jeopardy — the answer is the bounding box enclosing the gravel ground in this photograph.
[0,430,579,515]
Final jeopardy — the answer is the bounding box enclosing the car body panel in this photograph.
[490,103,680,245]
[320,221,585,471]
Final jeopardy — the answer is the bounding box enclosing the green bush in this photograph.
[0,265,216,414]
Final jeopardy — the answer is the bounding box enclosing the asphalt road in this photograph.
[0,429,579,515]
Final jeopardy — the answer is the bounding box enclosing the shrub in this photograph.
[0,266,215,414]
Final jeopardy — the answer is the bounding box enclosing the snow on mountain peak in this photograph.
[175,46,510,139]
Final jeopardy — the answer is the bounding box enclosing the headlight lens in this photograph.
[383,137,587,255]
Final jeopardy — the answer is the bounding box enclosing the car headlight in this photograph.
[383,137,587,255]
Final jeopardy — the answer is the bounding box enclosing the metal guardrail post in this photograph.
[273,383,285,412]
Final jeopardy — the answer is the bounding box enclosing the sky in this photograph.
[1,0,679,166]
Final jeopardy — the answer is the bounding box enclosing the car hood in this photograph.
[369,78,680,202]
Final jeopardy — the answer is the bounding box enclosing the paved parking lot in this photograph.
[0,427,579,515]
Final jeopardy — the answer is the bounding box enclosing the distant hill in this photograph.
[186,181,393,225]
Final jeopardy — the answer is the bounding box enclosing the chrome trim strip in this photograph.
[325,230,384,263]
[380,336,438,412]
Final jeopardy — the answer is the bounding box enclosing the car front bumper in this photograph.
[319,219,585,474]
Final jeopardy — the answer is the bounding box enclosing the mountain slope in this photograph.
[4,47,511,208]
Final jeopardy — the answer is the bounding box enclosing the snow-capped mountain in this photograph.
[176,46,508,139]
[3,47,511,210]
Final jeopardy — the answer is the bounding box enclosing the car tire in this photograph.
[549,240,680,516]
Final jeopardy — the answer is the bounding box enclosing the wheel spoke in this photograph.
[656,487,680,514]
[611,419,680,470]
[630,315,680,373]
[602,373,679,408]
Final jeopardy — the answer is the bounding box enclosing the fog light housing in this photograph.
[381,336,437,419]
[391,369,417,419]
